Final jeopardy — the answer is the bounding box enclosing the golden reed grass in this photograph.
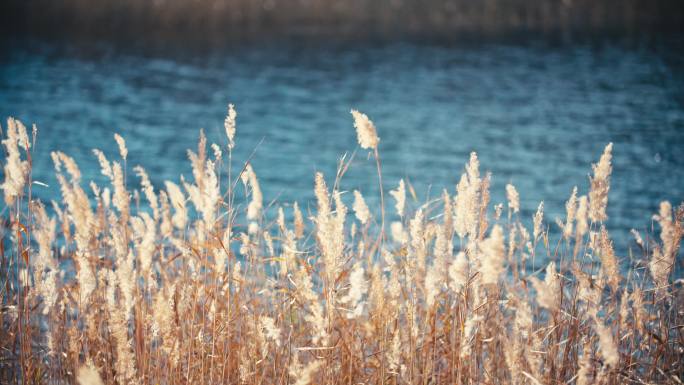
[0,109,682,384]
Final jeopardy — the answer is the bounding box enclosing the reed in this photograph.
[0,109,682,384]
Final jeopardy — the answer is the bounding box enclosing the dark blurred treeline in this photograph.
[1,0,683,44]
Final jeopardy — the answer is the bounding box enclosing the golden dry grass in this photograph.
[0,108,682,384]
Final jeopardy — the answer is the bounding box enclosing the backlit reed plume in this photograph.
[1,112,681,385]
[351,109,379,150]
[1,118,30,205]
[224,103,237,149]
[589,142,612,222]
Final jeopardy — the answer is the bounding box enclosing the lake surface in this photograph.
[1,38,683,252]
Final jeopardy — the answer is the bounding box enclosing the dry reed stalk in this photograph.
[0,113,681,385]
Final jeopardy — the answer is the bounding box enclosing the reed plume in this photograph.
[0,112,681,385]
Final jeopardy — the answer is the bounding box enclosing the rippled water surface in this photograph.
[1,39,683,250]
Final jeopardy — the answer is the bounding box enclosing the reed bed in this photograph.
[0,107,682,384]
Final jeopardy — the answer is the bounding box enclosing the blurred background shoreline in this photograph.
[2,0,683,47]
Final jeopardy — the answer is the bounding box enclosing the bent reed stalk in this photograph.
[0,108,682,385]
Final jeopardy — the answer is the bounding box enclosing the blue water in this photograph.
[1,39,683,252]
